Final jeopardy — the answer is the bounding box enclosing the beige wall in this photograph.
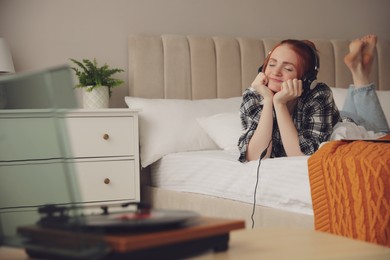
[1,0,389,107]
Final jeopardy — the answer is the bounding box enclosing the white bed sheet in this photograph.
[150,150,313,216]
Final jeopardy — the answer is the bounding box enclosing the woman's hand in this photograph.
[274,79,303,105]
[251,72,274,100]
[273,79,305,157]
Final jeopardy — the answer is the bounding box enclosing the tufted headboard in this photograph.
[128,35,390,99]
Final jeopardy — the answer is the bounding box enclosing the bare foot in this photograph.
[361,34,377,72]
[344,38,364,71]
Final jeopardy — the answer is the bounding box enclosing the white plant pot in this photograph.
[82,86,109,109]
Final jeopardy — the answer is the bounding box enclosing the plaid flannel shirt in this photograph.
[238,83,341,162]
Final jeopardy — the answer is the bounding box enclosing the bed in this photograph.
[125,34,390,229]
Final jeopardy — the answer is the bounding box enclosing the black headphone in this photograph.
[258,41,320,91]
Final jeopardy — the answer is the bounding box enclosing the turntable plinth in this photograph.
[18,217,245,259]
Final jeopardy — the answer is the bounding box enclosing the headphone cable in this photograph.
[251,139,272,229]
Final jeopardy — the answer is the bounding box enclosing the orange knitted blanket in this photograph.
[308,138,390,247]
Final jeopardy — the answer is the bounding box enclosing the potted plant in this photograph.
[70,58,124,109]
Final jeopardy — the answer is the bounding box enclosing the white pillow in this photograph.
[197,112,242,151]
[330,87,348,110]
[125,96,242,168]
[331,87,390,123]
[377,90,390,124]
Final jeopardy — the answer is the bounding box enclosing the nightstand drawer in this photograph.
[0,118,61,161]
[73,159,138,202]
[0,161,73,208]
[65,116,136,158]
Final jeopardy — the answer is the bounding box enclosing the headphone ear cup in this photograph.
[302,73,317,90]
[309,79,318,90]
[258,65,264,73]
[302,77,309,90]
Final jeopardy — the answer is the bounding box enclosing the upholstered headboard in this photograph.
[128,35,390,99]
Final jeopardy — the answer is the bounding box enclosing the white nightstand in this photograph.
[0,108,140,236]
[63,109,140,206]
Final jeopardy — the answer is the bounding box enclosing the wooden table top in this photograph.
[2,224,390,259]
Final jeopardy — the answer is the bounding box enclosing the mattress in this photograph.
[150,149,313,216]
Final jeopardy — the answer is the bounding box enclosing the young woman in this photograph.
[238,34,389,162]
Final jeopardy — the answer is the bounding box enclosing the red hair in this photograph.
[262,39,319,79]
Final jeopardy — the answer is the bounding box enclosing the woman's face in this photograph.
[264,44,299,93]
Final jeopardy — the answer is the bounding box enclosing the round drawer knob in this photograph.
[104,178,110,184]
[103,134,110,140]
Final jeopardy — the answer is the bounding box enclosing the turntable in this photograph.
[17,203,245,259]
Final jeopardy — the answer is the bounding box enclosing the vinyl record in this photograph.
[36,203,199,231]
[80,209,199,230]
